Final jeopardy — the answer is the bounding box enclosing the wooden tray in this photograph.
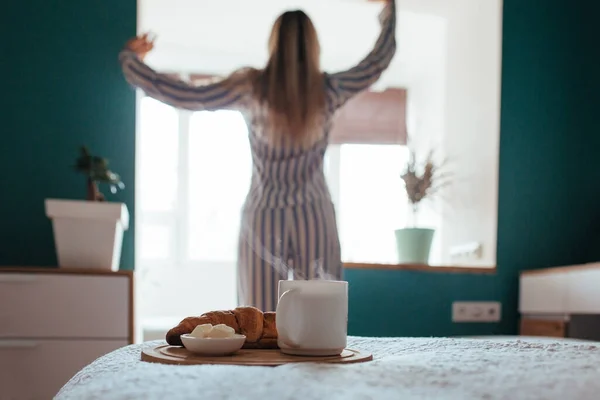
[141,345,373,367]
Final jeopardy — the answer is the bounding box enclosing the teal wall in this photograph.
[2,0,599,335]
[345,270,508,336]
[2,1,137,269]
[347,0,600,337]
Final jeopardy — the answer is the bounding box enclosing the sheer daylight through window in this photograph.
[136,96,441,325]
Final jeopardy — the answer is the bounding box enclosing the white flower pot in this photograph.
[45,199,129,271]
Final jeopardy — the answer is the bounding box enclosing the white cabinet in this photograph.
[519,273,568,314]
[0,339,128,400]
[0,268,134,400]
[565,269,600,313]
[519,263,600,339]
[519,263,600,315]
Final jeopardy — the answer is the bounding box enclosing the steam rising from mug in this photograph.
[236,164,338,305]
[239,217,336,283]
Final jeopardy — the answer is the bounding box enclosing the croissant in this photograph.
[166,306,278,349]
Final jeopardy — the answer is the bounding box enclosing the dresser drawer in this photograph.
[0,338,128,400]
[0,273,130,339]
[520,318,566,338]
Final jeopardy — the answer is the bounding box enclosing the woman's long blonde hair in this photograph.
[252,10,326,145]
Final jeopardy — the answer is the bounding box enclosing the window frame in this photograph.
[135,94,440,270]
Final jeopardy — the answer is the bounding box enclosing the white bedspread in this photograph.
[55,337,600,400]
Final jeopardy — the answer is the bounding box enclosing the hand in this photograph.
[124,32,155,61]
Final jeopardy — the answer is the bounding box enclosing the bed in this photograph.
[55,336,600,399]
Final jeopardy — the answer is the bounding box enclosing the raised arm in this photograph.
[119,49,252,112]
[327,0,396,109]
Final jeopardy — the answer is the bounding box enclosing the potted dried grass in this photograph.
[396,147,450,264]
[45,147,129,271]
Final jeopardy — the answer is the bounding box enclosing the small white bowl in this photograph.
[180,334,246,356]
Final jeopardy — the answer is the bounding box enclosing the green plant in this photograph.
[400,146,450,226]
[74,146,124,201]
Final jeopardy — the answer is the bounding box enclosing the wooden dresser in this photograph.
[519,263,600,340]
[0,268,134,400]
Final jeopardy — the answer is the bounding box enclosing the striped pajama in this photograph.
[119,1,396,312]
[237,200,341,312]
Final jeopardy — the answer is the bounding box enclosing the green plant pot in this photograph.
[394,228,435,264]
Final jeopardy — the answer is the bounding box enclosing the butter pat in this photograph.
[190,324,213,338]
[208,324,236,338]
[189,323,236,339]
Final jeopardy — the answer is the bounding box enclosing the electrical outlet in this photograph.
[449,242,483,261]
[452,301,501,322]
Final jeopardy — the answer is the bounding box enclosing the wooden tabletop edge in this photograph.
[520,262,600,276]
[0,266,134,276]
[343,262,496,274]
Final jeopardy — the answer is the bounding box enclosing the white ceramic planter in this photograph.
[45,199,129,271]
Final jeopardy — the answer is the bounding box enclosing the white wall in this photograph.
[395,0,501,267]
[400,12,447,264]
[439,0,502,266]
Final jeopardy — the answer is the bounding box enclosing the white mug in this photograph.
[276,280,348,356]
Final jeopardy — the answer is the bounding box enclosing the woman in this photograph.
[120,0,396,312]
